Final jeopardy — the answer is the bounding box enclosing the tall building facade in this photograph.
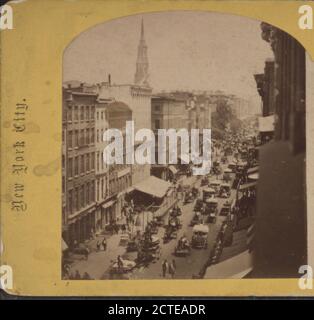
[94,100,110,231]
[62,86,97,247]
[252,23,307,277]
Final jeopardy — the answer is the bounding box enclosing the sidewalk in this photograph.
[68,231,127,279]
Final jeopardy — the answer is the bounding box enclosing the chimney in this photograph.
[108,74,111,86]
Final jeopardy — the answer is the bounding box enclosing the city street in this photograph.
[68,155,237,280]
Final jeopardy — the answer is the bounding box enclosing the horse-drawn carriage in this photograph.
[174,236,191,256]
[190,211,203,226]
[191,224,209,249]
[183,185,199,204]
[163,225,178,243]
[204,198,218,223]
[218,183,231,198]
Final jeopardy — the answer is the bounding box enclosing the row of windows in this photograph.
[96,110,107,121]
[67,129,95,148]
[109,173,131,196]
[96,151,107,172]
[67,105,95,122]
[67,153,95,178]
[96,128,108,143]
[96,177,107,202]
[67,182,95,214]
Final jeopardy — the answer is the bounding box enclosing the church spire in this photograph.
[140,18,145,41]
[134,18,149,86]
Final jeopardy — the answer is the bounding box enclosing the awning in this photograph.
[238,181,257,191]
[102,200,116,209]
[259,115,275,132]
[62,238,68,251]
[248,173,259,181]
[168,165,178,175]
[133,176,171,198]
[204,250,253,279]
[247,166,259,174]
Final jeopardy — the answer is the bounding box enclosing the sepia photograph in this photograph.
[61,11,307,281]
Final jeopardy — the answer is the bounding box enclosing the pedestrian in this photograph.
[102,237,107,251]
[117,255,123,271]
[96,240,101,251]
[63,263,71,279]
[82,272,92,280]
[172,259,176,271]
[74,270,81,280]
[162,259,168,278]
[169,260,176,279]
[168,261,176,279]
[84,247,89,260]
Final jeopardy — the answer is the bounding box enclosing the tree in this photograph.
[211,97,243,138]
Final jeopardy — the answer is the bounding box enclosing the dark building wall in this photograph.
[252,24,307,277]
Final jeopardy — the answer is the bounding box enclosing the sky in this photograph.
[63,11,274,101]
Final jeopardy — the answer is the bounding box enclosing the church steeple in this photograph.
[134,18,149,86]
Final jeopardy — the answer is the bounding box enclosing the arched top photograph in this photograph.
[61,11,307,281]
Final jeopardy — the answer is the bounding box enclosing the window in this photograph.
[67,106,72,122]
[68,158,73,178]
[80,185,85,208]
[75,157,79,176]
[101,112,103,120]
[155,119,161,129]
[86,182,90,204]
[96,152,99,171]
[97,111,99,120]
[67,130,73,148]
[154,105,161,112]
[91,106,95,120]
[74,187,79,211]
[91,152,95,170]
[81,155,85,174]
[86,128,89,145]
[68,189,73,214]
[91,128,95,143]
[90,182,95,202]
[86,106,90,120]
[96,180,99,202]
[96,129,99,143]
[74,106,78,121]
[80,129,84,145]
[80,106,84,121]
[62,176,65,194]
[74,130,78,147]
[86,153,90,172]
